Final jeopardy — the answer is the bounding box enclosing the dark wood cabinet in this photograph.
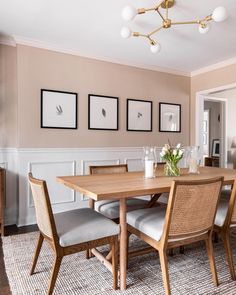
[204,156,220,167]
[0,168,5,236]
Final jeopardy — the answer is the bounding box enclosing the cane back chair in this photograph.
[127,177,223,295]
[28,173,119,295]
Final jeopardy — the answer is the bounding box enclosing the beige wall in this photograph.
[14,44,190,148]
[0,44,17,147]
[191,64,236,144]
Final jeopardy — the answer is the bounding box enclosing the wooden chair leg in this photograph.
[86,249,90,259]
[179,246,185,254]
[159,250,171,295]
[47,255,63,295]
[86,249,93,259]
[30,232,44,275]
[205,237,219,287]
[111,238,118,290]
[221,232,236,280]
[213,232,219,243]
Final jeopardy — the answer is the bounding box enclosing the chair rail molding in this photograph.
[0,147,150,226]
[0,146,188,226]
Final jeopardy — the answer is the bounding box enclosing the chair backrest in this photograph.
[89,164,128,175]
[163,177,223,242]
[28,173,58,241]
[223,179,236,226]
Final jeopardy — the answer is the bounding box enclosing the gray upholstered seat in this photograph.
[215,199,236,228]
[95,198,150,219]
[215,200,229,227]
[157,192,169,204]
[221,187,232,200]
[127,206,167,241]
[54,208,120,247]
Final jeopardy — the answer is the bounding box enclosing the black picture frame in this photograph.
[159,102,181,133]
[41,89,78,129]
[126,99,152,132]
[212,139,220,157]
[88,94,119,131]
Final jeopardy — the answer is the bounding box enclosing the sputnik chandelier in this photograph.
[121,0,227,53]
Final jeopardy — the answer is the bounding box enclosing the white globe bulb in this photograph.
[122,5,137,21]
[150,43,161,54]
[212,6,227,22]
[199,24,210,34]
[120,27,132,39]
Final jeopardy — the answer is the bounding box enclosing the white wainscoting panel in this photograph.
[125,158,143,172]
[0,147,155,226]
[28,161,76,207]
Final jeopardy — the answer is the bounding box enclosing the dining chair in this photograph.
[28,173,119,295]
[89,164,150,221]
[214,179,236,280]
[127,177,223,295]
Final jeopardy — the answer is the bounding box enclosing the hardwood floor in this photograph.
[0,225,38,295]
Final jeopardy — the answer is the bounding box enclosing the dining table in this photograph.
[57,166,236,290]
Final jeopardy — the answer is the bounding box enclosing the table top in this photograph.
[57,167,236,201]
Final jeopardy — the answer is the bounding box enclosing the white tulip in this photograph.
[179,150,183,156]
[164,144,170,150]
[160,151,166,157]
[176,143,181,149]
[173,149,177,156]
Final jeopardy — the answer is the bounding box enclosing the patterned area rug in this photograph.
[2,232,236,294]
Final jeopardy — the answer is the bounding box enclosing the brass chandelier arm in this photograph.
[132,32,156,45]
[148,25,164,37]
[156,9,165,21]
[172,15,213,27]
[137,2,163,15]
[171,20,200,26]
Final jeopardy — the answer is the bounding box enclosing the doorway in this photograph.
[195,86,232,168]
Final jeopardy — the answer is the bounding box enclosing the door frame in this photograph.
[195,83,236,167]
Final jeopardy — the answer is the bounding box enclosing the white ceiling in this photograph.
[0,0,236,75]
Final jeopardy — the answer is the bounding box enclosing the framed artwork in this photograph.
[88,94,119,130]
[41,89,77,129]
[212,139,220,157]
[126,99,152,132]
[159,102,181,132]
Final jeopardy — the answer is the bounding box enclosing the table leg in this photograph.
[145,193,162,208]
[119,198,127,290]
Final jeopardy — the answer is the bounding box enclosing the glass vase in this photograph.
[164,161,180,177]
[143,146,155,178]
[186,146,200,174]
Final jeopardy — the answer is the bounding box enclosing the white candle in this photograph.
[145,160,154,178]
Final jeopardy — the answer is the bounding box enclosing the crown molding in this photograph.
[13,35,191,77]
[3,35,235,78]
[0,36,16,47]
[191,57,236,77]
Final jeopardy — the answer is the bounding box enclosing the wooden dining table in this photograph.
[57,166,236,290]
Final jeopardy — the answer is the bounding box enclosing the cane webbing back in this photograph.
[228,180,236,225]
[28,173,56,240]
[90,164,128,175]
[168,178,222,239]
